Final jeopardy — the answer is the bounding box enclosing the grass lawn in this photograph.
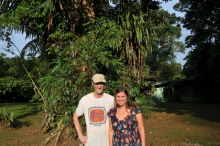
[145,103,220,146]
[0,102,220,146]
[0,102,48,146]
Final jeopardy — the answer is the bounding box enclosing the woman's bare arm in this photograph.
[108,117,114,146]
[137,113,146,146]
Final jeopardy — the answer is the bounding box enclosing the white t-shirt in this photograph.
[76,93,114,146]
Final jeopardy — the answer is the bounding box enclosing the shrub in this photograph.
[0,107,14,126]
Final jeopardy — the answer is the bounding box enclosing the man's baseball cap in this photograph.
[92,74,106,83]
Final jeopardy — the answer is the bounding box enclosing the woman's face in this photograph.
[116,92,127,107]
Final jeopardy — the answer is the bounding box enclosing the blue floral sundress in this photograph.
[107,106,142,146]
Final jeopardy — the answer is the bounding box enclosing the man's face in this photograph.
[92,82,105,95]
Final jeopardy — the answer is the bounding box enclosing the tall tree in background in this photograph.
[109,1,184,82]
[0,0,184,80]
[146,9,185,80]
[174,0,220,85]
[0,0,186,144]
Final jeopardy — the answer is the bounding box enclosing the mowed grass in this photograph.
[0,102,47,146]
[145,103,220,146]
[0,102,220,146]
[0,102,41,126]
[0,102,39,115]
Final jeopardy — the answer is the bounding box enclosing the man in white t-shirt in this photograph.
[73,74,114,146]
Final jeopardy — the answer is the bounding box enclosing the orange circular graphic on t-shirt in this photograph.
[90,109,105,122]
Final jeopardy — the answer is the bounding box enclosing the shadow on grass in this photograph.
[149,102,220,123]
[11,119,33,128]
[12,109,41,128]
[0,102,41,128]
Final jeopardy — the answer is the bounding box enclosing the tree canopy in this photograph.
[174,0,220,86]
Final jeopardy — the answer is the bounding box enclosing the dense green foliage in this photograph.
[0,0,185,140]
[159,62,183,80]
[174,0,220,86]
[0,54,33,101]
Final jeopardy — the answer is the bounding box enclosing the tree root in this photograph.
[46,130,57,145]
[45,123,76,146]
[54,124,65,146]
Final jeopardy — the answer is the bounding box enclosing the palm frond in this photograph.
[20,38,40,58]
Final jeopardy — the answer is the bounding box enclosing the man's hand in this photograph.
[73,112,88,145]
[79,136,88,145]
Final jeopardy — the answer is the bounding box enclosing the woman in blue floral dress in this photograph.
[107,86,145,146]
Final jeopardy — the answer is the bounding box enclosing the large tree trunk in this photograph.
[63,0,95,35]
[82,0,95,21]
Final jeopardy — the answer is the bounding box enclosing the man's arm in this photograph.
[73,112,88,145]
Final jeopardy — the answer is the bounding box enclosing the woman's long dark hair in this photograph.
[114,86,134,111]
